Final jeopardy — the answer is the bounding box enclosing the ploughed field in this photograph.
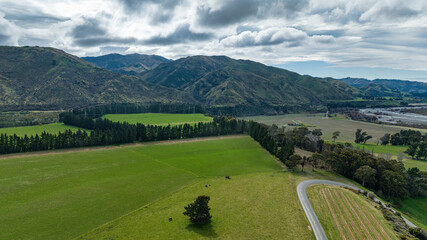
[0,122,88,137]
[103,113,213,126]
[0,135,315,240]
[307,185,398,240]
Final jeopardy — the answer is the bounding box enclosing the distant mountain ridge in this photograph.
[340,77,427,97]
[0,46,385,114]
[0,46,188,110]
[82,53,170,75]
[140,55,357,113]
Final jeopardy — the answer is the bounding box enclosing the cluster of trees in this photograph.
[290,140,427,203]
[247,122,295,163]
[68,103,205,119]
[390,130,426,146]
[377,130,427,160]
[355,129,372,144]
[0,116,247,154]
[406,142,427,160]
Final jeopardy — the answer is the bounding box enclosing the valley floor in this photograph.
[0,135,408,239]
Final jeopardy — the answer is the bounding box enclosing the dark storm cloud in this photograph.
[368,5,421,20]
[196,0,259,27]
[144,24,213,45]
[0,2,69,27]
[74,37,138,47]
[0,32,11,44]
[70,17,137,47]
[197,0,309,27]
[71,18,106,39]
[4,14,69,27]
[121,0,182,24]
[122,0,180,10]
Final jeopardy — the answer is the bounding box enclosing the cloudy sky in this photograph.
[1,0,427,82]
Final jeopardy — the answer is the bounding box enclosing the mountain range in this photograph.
[0,46,188,111]
[0,46,424,114]
[82,53,170,75]
[339,77,427,97]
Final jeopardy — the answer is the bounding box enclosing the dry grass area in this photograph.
[307,185,398,240]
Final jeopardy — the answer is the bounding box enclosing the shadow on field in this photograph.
[186,223,218,238]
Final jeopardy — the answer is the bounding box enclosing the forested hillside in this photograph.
[0,46,189,111]
[141,55,358,113]
[0,46,361,114]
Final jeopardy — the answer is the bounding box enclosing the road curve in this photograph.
[297,179,417,240]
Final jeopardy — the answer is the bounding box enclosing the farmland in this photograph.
[0,123,88,137]
[103,113,213,126]
[79,172,313,240]
[244,113,426,143]
[307,185,397,240]
[1,135,316,240]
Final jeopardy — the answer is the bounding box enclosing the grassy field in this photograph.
[403,159,427,172]
[79,172,313,240]
[401,197,427,230]
[307,185,397,240]
[0,122,88,137]
[1,135,315,240]
[351,143,408,156]
[244,113,426,143]
[103,113,213,126]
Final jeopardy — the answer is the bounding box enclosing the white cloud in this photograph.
[0,0,426,75]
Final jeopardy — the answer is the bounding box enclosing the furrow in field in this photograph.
[331,189,365,240]
[320,188,347,240]
[361,200,394,239]
[340,192,380,239]
[325,188,356,240]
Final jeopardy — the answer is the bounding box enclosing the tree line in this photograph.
[0,116,247,155]
[0,112,294,158]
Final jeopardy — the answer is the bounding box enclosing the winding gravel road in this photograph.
[297,179,417,240]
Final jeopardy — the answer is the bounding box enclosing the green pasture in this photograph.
[350,143,408,156]
[403,159,427,172]
[1,136,299,240]
[0,122,88,137]
[103,113,213,126]
[79,172,313,240]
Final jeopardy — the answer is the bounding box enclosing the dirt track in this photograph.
[0,134,245,160]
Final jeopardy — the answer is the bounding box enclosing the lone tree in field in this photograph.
[355,165,377,186]
[183,195,212,226]
[332,131,340,142]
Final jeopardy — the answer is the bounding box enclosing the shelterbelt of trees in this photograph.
[0,103,290,159]
[0,115,246,154]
